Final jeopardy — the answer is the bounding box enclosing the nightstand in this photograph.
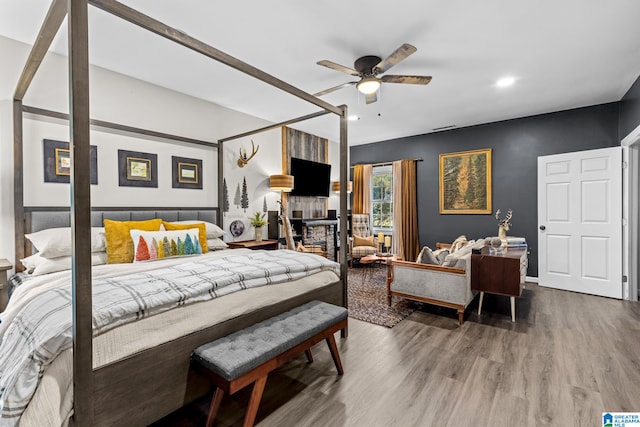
[227,239,279,250]
[471,246,528,322]
[0,258,13,311]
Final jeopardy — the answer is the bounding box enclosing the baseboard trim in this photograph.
[526,276,539,283]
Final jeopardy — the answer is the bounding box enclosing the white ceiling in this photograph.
[2,0,640,145]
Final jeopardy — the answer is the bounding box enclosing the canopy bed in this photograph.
[8,1,349,426]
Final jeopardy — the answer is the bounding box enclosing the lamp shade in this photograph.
[269,174,294,192]
[332,181,353,193]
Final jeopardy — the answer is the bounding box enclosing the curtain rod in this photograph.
[350,158,423,168]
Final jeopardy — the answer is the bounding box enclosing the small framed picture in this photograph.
[43,139,98,184]
[126,157,152,181]
[172,156,203,189]
[55,148,71,176]
[118,149,158,187]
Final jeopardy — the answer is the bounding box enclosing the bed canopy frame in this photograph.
[12,0,348,425]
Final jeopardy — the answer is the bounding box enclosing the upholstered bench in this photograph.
[192,300,348,427]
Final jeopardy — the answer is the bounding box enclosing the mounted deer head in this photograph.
[495,208,513,238]
[237,140,259,168]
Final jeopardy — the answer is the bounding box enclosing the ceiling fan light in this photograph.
[356,77,381,95]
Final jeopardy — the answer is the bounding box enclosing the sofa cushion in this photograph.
[353,234,375,247]
[352,246,377,257]
[433,248,450,264]
[450,235,468,254]
[416,246,440,265]
[442,240,482,268]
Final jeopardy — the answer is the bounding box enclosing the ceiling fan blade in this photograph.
[317,60,361,76]
[374,43,417,74]
[313,81,357,97]
[365,92,378,104]
[381,75,432,85]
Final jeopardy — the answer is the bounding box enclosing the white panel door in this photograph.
[538,147,622,298]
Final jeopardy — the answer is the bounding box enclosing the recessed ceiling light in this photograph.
[348,115,360,121]
[496,77,515,88]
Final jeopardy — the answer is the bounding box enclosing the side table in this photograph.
[0,258,13,311]
[227,239,279,251]
[361,254,401,287]
[471,246,528,322]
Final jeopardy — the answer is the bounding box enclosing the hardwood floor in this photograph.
[152,283,640,427]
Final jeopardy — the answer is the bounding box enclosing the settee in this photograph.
[387,238,483,324]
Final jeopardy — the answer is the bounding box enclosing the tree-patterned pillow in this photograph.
[130,228,202,262]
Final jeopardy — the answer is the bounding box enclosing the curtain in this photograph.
[353,164,372,214]
[392,159,419,262]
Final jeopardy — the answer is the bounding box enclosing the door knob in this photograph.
[539,225,546,231]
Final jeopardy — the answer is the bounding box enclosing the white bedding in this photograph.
[0,249,340,427]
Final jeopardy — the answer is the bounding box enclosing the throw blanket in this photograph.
[0,249,339,425]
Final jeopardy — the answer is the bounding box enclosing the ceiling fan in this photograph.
[314,43,432,104]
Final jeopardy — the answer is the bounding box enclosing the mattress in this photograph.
[0,249,340,427]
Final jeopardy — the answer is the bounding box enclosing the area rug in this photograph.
[347,264,414,328]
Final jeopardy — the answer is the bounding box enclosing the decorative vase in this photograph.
[254,226,263,242]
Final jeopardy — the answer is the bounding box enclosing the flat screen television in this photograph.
[289,157,331,197]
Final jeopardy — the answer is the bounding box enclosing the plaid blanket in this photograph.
[0,250,338,425]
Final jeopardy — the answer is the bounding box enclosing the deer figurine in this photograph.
[495,208,512,239]
[237,140,259,168]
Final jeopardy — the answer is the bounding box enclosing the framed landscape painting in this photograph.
[439,148,492,214]
[118,149,158,187]
[172,156,202,189]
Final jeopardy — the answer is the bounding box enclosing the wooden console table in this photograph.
[471,246,527,322]
[227,239,279,251]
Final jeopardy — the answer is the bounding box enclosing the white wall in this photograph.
[0,35,343,269]
[327,139,345,212]
[22,117,218,207]
[0,36,271,270]
[222,128,282,242]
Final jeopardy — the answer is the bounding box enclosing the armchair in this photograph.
[349,214,378,267]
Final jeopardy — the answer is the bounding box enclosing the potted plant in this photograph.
[249,212,268,242]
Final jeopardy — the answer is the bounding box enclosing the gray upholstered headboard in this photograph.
[20,207,219,266]
[26,208,218,233]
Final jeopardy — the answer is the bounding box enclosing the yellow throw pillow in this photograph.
[104,219,163,264]
[162,221,209,253]
[353,234,375,247]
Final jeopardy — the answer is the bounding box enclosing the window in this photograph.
[371,165,393,233]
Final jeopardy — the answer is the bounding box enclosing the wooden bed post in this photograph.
[68,0,94,425]
[217,140,224,228]
[12,0,67,271]
[13,100,24,271]
[339,105,348,337]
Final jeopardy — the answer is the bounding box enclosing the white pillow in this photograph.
[207,238,229,251]
[130,228,202,262]
[20,253,41,273]
[26,227,106,258]
[22,252,108,276]
[170,220,224,239]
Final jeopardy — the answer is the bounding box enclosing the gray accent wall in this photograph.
[350,102,620,277]
[619,73,640,139]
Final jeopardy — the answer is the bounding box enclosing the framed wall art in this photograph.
[439,148,492,214]
[118,149,158,188]
[43,139,98,184]
[172,156,202,189]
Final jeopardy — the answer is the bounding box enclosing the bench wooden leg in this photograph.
[206,387,225,427]
[305,349,314,363]
[325,334,344,375]
[243,375,268,427]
